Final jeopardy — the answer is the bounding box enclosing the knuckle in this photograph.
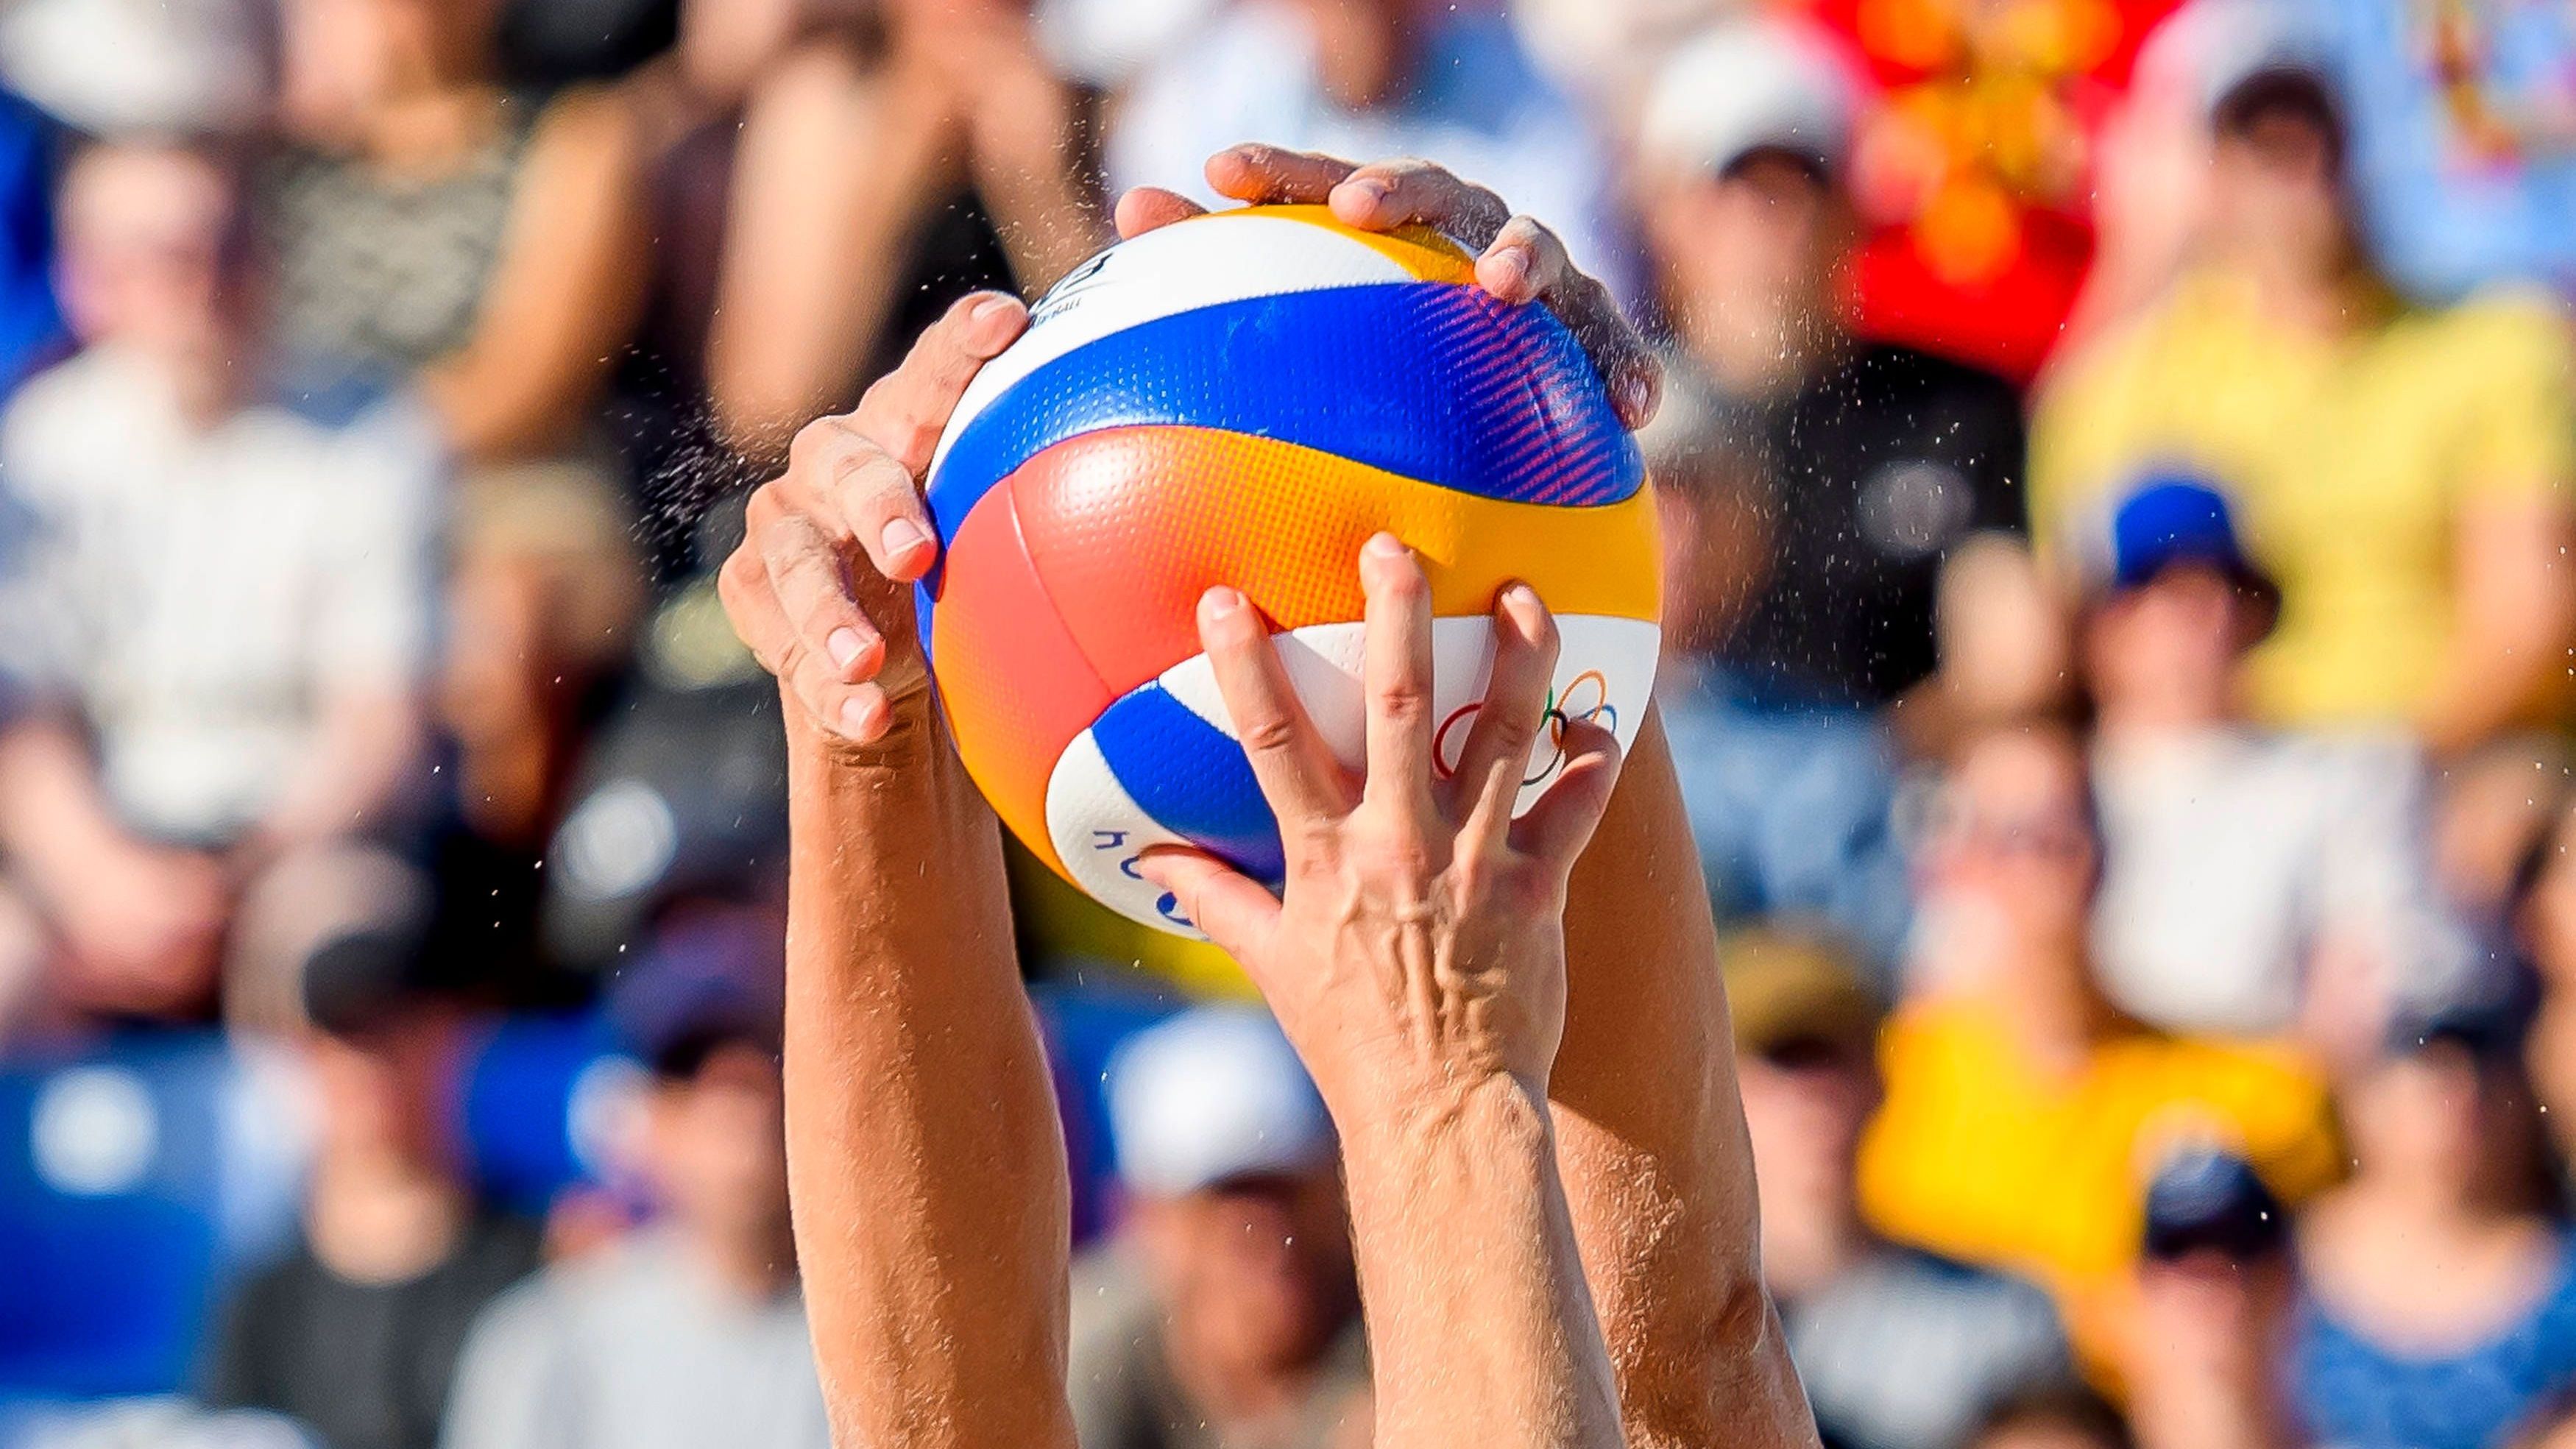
[785,414,848,474]
[758,509,824,556]
[1238,714,1302,757]
[715,547,760,603]
[1484,721,1542,770]
[1374,679,1432,723]
[838,447,916,514]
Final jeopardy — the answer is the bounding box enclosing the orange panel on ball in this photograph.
[1008,425,1662,699]
[927,486,1113,877]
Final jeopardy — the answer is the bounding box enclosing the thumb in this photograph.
[1509,718,1624,877]
[1135,846,1281,973]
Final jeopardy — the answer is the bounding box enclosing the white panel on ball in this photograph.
[1050,614,1663,938]
[1044,731,1209,938]
[1158,614,1660,814]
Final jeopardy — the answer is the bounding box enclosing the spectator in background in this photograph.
[2122,1150,2299,1449]
[1725,927,2070,1449]
[0,139,436,1036]
[1632,15,2025,971]
[1071,1006,1367,1449]
[202,927,542,1449]
[2031,22,2576,753]
[701,0,1105,456]
[263,0,645,461]
[608,0,1102,573]
[1858,723,2341,1378]
[1106,0,1630,300]
[263,0,650,853]
[2073,472,2470,1057]
[2290,1003,2576,1449]
[441,911,827,1449]
[596,0,827,581]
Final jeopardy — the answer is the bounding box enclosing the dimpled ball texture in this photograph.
[919,205,1660,938]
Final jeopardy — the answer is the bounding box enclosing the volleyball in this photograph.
[918,205,1661,938]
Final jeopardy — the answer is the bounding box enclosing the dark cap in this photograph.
[2385,985,2534,1066]
[300,925,442,1039]
[2142,1147,2286,1263]
[2074,471,2281,623]
[606,907,785,1078]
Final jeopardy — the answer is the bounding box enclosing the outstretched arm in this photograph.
[1558,714,1813,1448]
[720,294,1077,1448]
[1125,147,1815,1449]
[1144,541,1628,1447]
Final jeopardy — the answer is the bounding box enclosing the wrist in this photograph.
[783,683,951,773]
[1335,1067,1554,1183]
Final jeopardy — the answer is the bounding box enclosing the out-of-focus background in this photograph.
[1,1,2574,1446]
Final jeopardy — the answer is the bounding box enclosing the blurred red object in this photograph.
[1789,0,2190,382]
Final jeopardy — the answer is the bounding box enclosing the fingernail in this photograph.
[827,628,866,672]
[969,294,1016,324]
[1486,246,1529,291]
[1342,176,1391,206]
[882,517,933,561]
[1501,582,1541,612]
[1202,586,1245,620]
[1364,532,1409,560]
[838,695,878,739]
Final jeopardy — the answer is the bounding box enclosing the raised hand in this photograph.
[1114,145,1661,430]
[1138,534,1625,1116]
[718,289,1029,743]
[1140,534,1630,1447]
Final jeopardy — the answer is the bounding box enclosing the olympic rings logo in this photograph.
[1432,670,1617,791]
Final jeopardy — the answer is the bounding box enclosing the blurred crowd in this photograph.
[4,1,2576,1448]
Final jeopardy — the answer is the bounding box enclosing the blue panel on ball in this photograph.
[1089,682,1286,887]
[925,282,1641,550]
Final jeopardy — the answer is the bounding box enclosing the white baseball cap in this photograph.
[1637,15,1858,183]
[1105,1006,1334,1198]
[2131,0,2340,125]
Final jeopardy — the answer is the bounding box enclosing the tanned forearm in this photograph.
[1555,709,1817,1449]
[1342,1074,1624,1448]
[779,695,1076,1448]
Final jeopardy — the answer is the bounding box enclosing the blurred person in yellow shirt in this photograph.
[2029,9,2576,750]
[1856,722,2340,1380]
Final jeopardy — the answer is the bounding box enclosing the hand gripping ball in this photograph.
[919,205,1661,938]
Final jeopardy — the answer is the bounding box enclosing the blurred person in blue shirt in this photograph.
[0,138,437,1038]
[1105,0,1632,304]
[440,910,829,1449]
[2290,999,2576,1449]
[1069,1005,1367,1449]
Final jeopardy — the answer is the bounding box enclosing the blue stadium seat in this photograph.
[0,1034,262,1401]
